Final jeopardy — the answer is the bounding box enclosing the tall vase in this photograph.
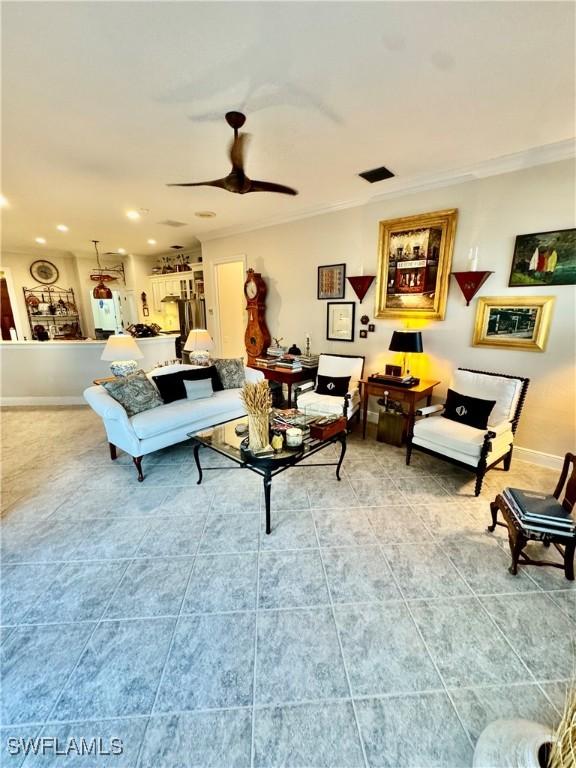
[473,719,554,768]
[248,413,269,452]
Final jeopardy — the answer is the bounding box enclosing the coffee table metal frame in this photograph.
[189,416,347,534]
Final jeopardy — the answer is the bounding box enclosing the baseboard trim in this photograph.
[366,409,562,470]
[0,396,86,407]
[514,446,563,471]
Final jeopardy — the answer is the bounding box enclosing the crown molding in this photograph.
[199,138,576,243]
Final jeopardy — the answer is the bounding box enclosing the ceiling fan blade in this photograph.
[229,132,249,171]
[247,179,298,196]
[166,178,229,190]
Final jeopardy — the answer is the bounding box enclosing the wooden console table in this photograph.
[249,365,317,408]
[359,378,440,440]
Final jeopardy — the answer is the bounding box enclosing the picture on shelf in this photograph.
[472,296,555,352]
[318,263,346,299]
[508,228,576,286]
[326,301,355,342]
[375,209,457,320]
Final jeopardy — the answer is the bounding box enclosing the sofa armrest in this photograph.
[83,386,132,428]
[245,367,265,384]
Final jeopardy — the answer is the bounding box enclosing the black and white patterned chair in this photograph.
[406,368,530,495]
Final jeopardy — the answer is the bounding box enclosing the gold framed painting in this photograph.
[375,208,458,320]
[472,296,555,352]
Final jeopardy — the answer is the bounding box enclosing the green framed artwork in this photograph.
[508,228,576,286]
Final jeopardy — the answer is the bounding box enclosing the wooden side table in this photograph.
[359,378,441,440]
[249,365,317,408]
[489,493,576,580]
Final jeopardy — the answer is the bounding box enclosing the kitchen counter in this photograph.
[0,335,180,406]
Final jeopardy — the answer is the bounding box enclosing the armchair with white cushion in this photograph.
[406,368,530,496]
[294,354,365,424]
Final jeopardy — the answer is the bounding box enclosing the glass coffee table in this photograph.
[189,414,347,534]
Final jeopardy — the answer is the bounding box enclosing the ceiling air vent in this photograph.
[158,219,188,228]
[170,245,184,250]
[358,166,395,183]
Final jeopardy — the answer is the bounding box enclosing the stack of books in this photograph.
[503,487,575,537]
[274,355,302,372]
[254,357,275,368]
[299,354,319,369]
[266,346,287,358]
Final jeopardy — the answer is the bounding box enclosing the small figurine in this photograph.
[272,336,284,347]
[288,344,302,355]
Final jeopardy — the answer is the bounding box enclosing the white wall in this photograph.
[202,159,576,461]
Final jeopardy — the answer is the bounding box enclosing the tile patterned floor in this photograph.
[1,407,574,767]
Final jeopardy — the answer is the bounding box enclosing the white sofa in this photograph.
[84,364,264,481]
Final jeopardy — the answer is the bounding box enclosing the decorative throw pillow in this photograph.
[152,371,187,404]
[442,388,496,430]
[315,374,351,397]
[184,379,214,401]
[213,358,245,390]
[183,365,223,392]
[103,371,163,417]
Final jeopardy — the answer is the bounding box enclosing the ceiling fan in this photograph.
[167,111,298,196]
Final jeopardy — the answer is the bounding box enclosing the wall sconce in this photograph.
[451,271,493,306]
[346,275,375,303]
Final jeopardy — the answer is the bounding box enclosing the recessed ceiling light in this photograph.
[0,195,8,208]
[35,237,46,244]
[56,224,69,232]
[147,239,157,245]
[117,248,127,255]
[126,210,141,220]
[194,211,216,218]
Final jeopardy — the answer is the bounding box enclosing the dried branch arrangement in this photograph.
[241,380,272,416]
[241,380,272,452]
[548,686,576,768]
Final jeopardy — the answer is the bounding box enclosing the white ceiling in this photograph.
[2,1,575,256]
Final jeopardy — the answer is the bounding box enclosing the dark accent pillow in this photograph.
[153,366,223,403]
[183,365,223,392]
[315,374,351,397]
[103,371,163,417]
[213,358,245,389]
[442,388,496,430]
[152,371,187,404]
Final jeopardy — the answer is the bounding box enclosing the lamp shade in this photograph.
[389,330,423,354]
[101,333,144,361]
[184,328,214,352]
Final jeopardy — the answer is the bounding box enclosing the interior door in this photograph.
[214,260,246,358]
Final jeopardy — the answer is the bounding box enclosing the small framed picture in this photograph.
[326,301,355,342]
[368,323,375,332]
[359,329,368,339]
[318,263,346,300]
[472,296,555,352]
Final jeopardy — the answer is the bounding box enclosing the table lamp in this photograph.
[388,330,423,376]
[184,328,214,366]
[101,333,144,377]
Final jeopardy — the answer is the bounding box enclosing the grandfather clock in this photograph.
[244,268,271,365]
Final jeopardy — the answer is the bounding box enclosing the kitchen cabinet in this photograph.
[148,269,204,313]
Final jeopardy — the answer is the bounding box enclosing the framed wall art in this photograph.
[472,296,555,352]
[326,301,355,342]
[508,228,576,286]
[375,208,458,320]
[318,263,346,299]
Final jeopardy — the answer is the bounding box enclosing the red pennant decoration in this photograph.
[346,275,375,303]
[451,271,493,306]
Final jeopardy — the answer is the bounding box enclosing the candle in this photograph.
[468,246,479,272]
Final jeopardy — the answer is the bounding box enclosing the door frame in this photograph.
[211,254,247,358]
[0,267,26,340]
